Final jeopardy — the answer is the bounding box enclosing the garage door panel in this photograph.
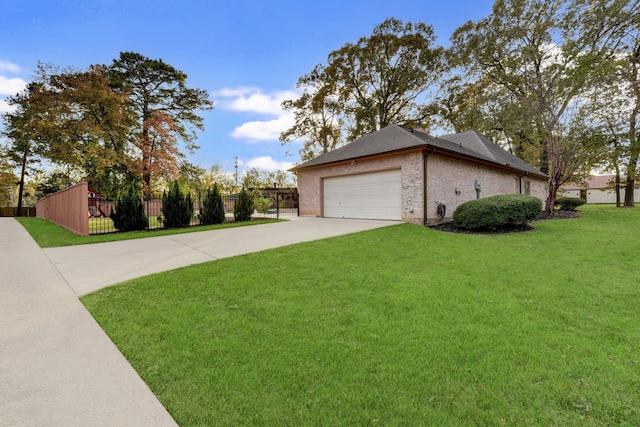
[323,169,401,220]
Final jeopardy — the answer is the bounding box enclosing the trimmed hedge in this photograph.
[554,197,585,211]
[453,194,542,231]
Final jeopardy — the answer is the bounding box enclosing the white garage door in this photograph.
[323,169,401,220]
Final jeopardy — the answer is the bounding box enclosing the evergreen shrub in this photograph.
[110,181,147,231]
[554,197,586,211]
[200,184,225,225]
[453,194,542,231]
[234,187,254,222]
[162,180,194,228]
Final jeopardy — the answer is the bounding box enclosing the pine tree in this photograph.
[110,181,147,231]
[200,184,225,225]
[162,180,194,228]
[233,187,254,222]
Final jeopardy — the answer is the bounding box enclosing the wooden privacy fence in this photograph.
[0,207,36,217]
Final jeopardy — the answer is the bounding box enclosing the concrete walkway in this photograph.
[1,216,399,426]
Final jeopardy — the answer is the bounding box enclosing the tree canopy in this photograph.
[109,52,213,193]
[281,18,446,159]
[449,0,639,212]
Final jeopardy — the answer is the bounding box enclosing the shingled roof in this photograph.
[290,125,547,178]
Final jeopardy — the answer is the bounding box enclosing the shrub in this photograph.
[110,181,147,231]
[162,180,194,228]
[200,184,225,225]
[253,190,272,214]
[234,187,254,222]
[555,197,586,211]
[453,194,542,231]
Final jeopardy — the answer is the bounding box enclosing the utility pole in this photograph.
[234,156,238,187]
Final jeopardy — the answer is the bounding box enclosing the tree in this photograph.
[109,52,213,193]
[242,167,296,188]
[200,184,225,225]
[280,65,345,161]
[1,82,48,214]
[200,164,235,194]
[110,180,147,231]
[0,148,18,206]
[2,63,134,202]
[280,18,446,161]
[233,187,254,222]
[450,0,638,213]
[40,65,134,195]
[161,179,194,228]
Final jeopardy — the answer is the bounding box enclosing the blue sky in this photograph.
[1,0,494,176]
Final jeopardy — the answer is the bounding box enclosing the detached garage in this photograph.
[290,125,548,225]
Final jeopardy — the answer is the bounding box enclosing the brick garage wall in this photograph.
[425,154,547,224]
[36,182,89,236]
[296,150,425,224]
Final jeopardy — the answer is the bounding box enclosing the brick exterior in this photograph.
[296,150,547,225]
[425,154,546,224]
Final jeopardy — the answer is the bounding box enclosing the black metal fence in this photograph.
[89,188,299,235]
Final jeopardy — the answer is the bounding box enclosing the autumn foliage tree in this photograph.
[109,52,213,194]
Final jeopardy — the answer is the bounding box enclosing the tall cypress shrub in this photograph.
[162,180,194,228]
[200,184,225,225]
[110,181,147,231]
[234,186,254,222]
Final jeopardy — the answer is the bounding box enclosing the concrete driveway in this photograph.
[45,216,401,296]
[1,216,399,426]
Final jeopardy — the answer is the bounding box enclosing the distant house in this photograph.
[290,125,547,224]
[560,175,640,204]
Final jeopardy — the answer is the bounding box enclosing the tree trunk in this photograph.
[16,148,28,216]
[615,171,621,208]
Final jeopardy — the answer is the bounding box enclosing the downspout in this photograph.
[423,147,436,225]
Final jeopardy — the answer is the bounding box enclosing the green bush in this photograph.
[110,181,147,231]
[253,190,272,214]
[453,194,542,231]
[162,180,194,228]
[555,197,586,211]
[200,184,225,225]
[234,187,254,222]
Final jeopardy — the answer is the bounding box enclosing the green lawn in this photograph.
[81,205,640,426]
[17,216,280,248]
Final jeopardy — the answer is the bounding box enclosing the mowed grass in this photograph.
[81,205,640,426]
[16,216,280,248]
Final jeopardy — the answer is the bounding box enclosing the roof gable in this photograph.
[290,125,546,178]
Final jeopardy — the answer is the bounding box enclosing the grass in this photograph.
[81,205,640,426]
[17,216,280,248]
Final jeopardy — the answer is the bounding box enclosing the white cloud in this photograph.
[0,75,27,96]
[0,99,16,113]
[246,156,293,171]
[0,61,20,73]
[230,113,295,142]
[215,86,301,141]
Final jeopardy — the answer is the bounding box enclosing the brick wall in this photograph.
[36,182,89,236]
[297,150,425,224]
[295,150,547,225]
[425,155,547,224]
